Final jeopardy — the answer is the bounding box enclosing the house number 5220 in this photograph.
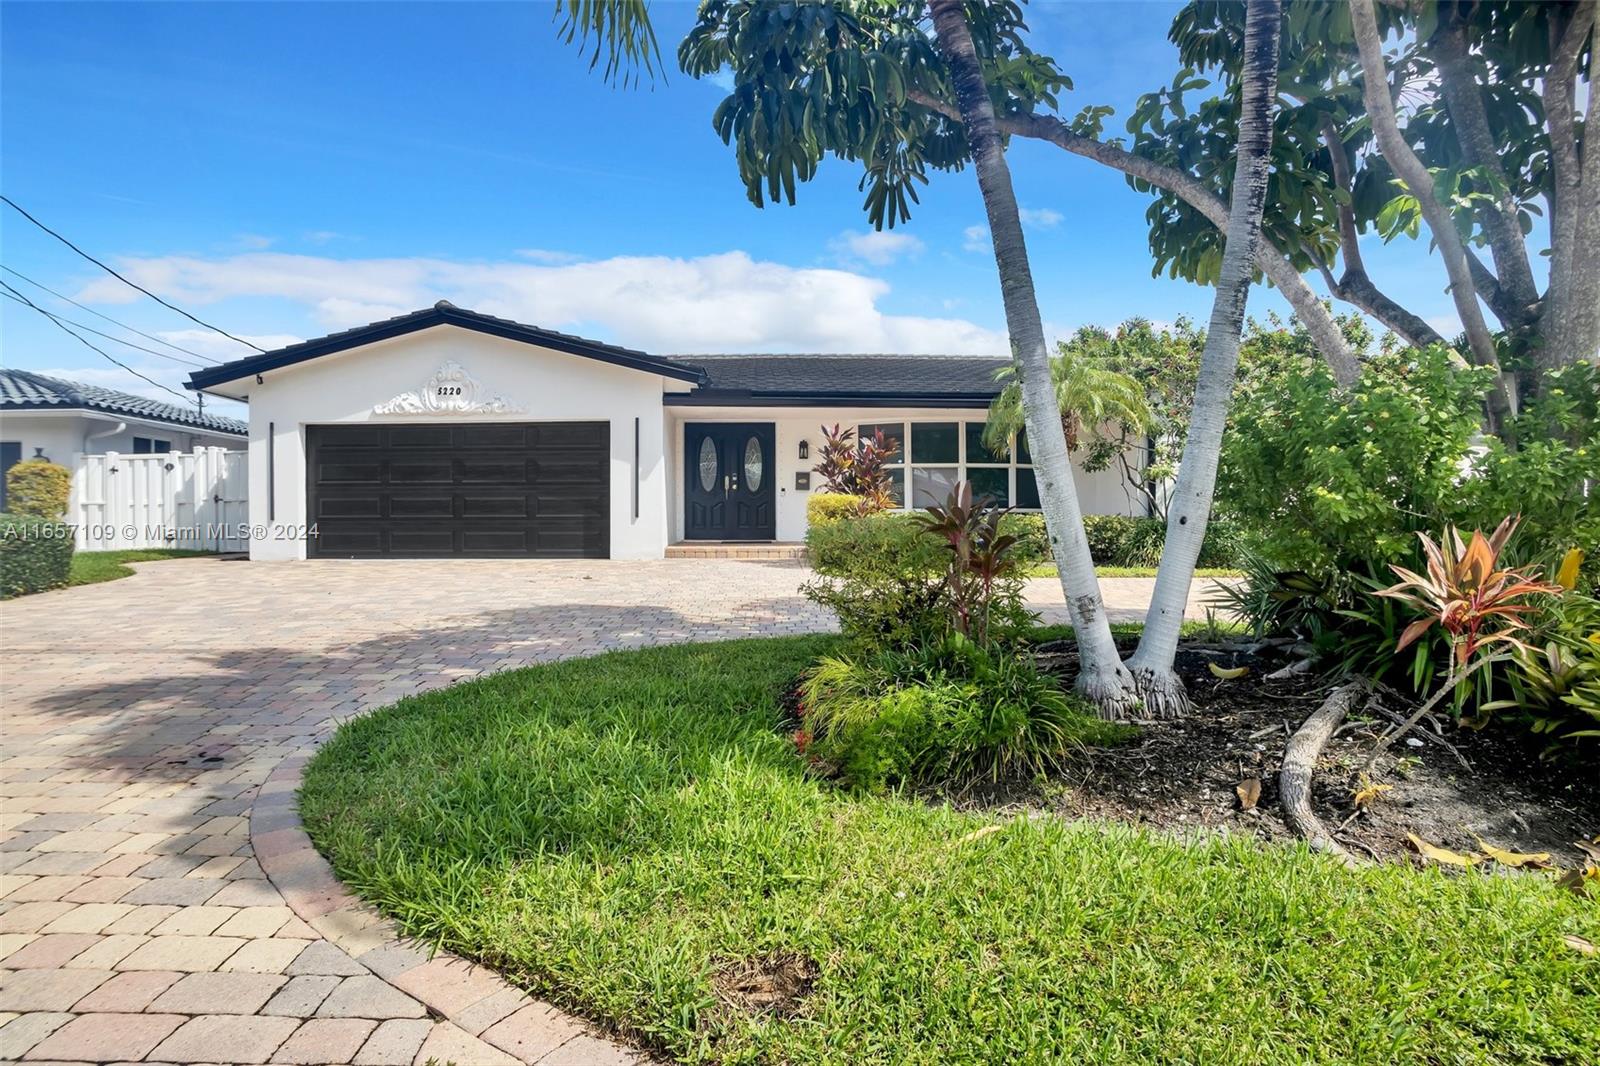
[436,385,463,397]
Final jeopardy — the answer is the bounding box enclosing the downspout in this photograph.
[84,417,127,451]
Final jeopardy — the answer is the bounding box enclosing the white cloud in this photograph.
[302,230,347,245]
[154,328,305,360]
[1425,313,1464,339]
[71,250,1008,355]
[234,234,275,250]
[514,248,585,265]
[828,229,925,267]
[963,209,1060,255]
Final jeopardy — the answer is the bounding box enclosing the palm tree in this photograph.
[928,0,1136,716]
[1122,0,1284,716]
[981,339,1153,458]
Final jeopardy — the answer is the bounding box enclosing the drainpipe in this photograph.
[83,416,127,452]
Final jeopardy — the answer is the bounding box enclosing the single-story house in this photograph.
[0,368,247,510]
[186,302,1140,561]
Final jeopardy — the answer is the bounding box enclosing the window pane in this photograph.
[911,422,958,463]
[742,436,764,492]
[1016,429,1032,464]
[888,467,905,507]
[858,422,904,462]
[1015,468,1041,509]
[132,437,152,454]
[912,466,961,508]
[153,440,172,454]
[968,467,1009,507]
[966,421,1007,463]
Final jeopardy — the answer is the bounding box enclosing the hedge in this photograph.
[0,513,75,598]
[809,511,1241,575]
[806,493,864,526]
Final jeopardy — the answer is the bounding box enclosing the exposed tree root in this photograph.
[1075,663,1141,721]
[1127,663,1192,719]
[1280,680,1369,867]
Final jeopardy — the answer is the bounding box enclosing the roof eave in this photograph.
[664,390,998,409]
[186,307,707,392]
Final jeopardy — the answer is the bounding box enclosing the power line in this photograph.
[0,279,197,407]
[1,196,267,353]
[0,289,213,370]
[1,264,222,363]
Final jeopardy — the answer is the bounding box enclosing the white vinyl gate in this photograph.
[72,447,249,552]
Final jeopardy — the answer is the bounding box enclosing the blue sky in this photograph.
[2,1,1476,419]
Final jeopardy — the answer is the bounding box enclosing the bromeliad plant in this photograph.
[913,482,1026,647]
[1366,516,1561,769]
[813,424,899,514]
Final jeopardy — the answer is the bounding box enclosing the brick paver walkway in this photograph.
[0,557,1218,1064]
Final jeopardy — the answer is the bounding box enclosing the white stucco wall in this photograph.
[0,411,242,464]
[665,407,1145,543]
[237,325,672,561]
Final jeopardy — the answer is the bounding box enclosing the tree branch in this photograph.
[1349,0,1511,414]
[1318,115,1445,349]
[907,89,1363,385]
[1431,18,1540,324]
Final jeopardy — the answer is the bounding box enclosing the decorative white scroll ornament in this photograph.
[372,361,525,415]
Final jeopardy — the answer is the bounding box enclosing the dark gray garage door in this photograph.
[306,422,609,558]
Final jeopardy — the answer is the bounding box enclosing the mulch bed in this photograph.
[1007,639,1599,869]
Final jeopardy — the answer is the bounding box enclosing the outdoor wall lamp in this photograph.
[798,439,809,460]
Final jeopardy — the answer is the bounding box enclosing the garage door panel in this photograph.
[317,425,383,448]
[389,495,455,518]
[389,460,455,483]
[317,495,383,518]
[388,530,459,553]
[388,425,455,449]
[307,422,609,558]
[319,460,384,483]
[462,494,530,518]
[458,459,528,483]
[458,424,530,448]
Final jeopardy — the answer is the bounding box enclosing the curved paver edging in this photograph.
[251,755,649,1066]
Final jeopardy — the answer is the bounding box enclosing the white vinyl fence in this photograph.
[72,447,249,552]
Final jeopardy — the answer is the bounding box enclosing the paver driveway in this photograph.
[0,557,1221,1064]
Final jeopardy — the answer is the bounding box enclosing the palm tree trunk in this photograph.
[928,0,1135,716]
[1124,0,1283,716]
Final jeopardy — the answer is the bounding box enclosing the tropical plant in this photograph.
[1124,0,1283,717]
[804,508,1039,652]
[912,482,1025,646]
[796,634,1115,791]
[812,423,898,513]
[981,338,1152,456]
[1365,516,1561,766]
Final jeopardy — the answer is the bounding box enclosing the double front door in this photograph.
[684,422,775,540]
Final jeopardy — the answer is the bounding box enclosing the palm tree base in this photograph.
[1074,661,1141,720]
[1126,660,1192,719]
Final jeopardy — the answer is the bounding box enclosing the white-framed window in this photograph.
[859,420,1038,510]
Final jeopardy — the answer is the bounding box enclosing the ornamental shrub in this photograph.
[796,635,1122,791]
[803,512,1043,649]
[806,492,864,526]
[0,512,75,598]
[6,459,72,518]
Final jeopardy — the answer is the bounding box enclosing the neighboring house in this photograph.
[0,368,247,511]
[187,302,1138,562]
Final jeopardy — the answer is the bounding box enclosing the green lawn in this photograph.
[300,636,1598,1065]
[69,549,216,586]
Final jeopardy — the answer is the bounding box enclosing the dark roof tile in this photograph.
[0,368,247,435]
